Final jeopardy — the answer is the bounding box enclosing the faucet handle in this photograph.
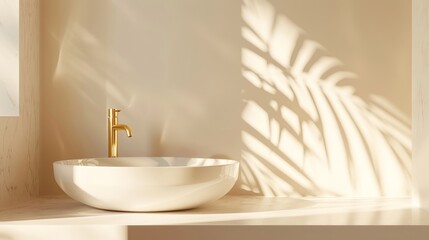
[108,108,121,118]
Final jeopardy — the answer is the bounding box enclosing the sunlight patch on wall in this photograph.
[240,0,411,197]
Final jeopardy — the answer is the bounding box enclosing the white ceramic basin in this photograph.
[53,157,239,212]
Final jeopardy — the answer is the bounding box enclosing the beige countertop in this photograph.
[0,195,428,225]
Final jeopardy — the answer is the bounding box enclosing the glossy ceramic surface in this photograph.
[53,157,239,212]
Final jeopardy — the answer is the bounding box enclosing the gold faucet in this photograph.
[108,108,132,158]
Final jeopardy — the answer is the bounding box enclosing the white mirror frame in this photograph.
[0,0,19,116]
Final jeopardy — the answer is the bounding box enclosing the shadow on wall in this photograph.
[40,0,119,194]
[240,0,411,197]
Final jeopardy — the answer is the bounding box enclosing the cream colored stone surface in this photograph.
[0,196,427,225]
[1,196,429,240]
[0,0,40,208]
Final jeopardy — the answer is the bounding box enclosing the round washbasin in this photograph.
[53,157,239,212]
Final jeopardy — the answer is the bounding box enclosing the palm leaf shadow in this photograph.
[240,0,411,197]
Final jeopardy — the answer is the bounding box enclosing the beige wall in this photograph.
[40,0,411,197]
[40,0,242,195]
[0,0,40,208]
[240,0,411,197]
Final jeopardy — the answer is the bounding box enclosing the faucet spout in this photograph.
[108,108,133,158]
[113,124,132,137]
